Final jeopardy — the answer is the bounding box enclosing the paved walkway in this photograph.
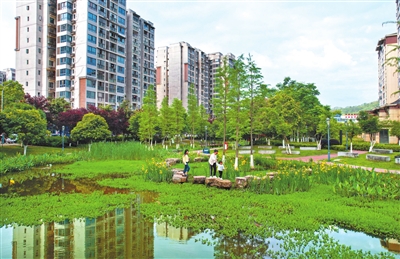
[278,150,400,175]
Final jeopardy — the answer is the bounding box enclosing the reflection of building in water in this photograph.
[155,222,195,241]
[381,238,400,253]
[11,200,154,258]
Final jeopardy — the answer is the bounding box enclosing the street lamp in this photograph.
[62,125,65,152]
[1,87,4,112]
[326,118,330,162]
[345,120,348,151]
[205,126,207,147]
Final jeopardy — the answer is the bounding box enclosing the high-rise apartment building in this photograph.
[126,10,155,109]
[155,42,234,113]
[16,0,154,110]
[376,33,399,106]
[156,42,210,110]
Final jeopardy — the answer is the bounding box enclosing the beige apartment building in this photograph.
[376,33,398,106]
[156,42,234,113]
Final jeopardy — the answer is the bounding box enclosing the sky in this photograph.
[0,0,396,108]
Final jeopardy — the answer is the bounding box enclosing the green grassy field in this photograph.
[0,144,83,157]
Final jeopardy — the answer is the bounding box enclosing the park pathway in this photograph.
[278,150,400,175]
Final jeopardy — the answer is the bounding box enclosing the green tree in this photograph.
[2,108,47,155]
[346,120,362,152]
[138,88,158,146]
[390,120,400,145]
[71,113,111,151]
[0,80,25,111]
[263,91,301,154]
[170,98,186,149]
[158,97,173,148]
[213,56,233,161]
[187,83,201,148]
[227,55,248,170]
[358,111,381,152]
[128,109,142,140]
[243,54,268,168]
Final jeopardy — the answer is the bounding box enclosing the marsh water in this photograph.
[0,172,399,258]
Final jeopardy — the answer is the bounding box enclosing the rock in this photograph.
[217,179,232,189]
[235,177,247,188]
[205,177,219,187]
[172,174,187,183]
[194,157,203,162]
[165,158,180,166]
[193,176,206,184]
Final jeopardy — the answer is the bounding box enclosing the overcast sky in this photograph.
[0,0,396,108]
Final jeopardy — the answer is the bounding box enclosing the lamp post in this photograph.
[326,118,330,162]
[1,87,4,112]
[205,126,207,147]
[62,125,65,152]
[345,120,348,151]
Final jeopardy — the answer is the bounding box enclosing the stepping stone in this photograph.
[217,179,232,189]
[193,176,206,184]
[205,177,219,187]
[235,177,247,188]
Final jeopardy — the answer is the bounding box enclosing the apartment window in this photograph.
[88,23,97,33]
[118,16,125,25]
[60,46,71,54]
[26,82,28,86]
[87,46,96,55]
[39,4,41,10]
[118,7,125,16]
[59,57,71,65]
[27,27,29,32]
[60,35,72,43]
[87,35,96,44]
[88,1,97,10]
[38,70,41,75]
[38,48,41,53]
[38,81,40,86]
[27,60,29,64]
[87,68,96,76]
[38,59,41,64]
[27,16,29,21]
[118,26,125,35]
[26,49,29,54]
[26,6,29,10]
[87,57,96,66]
[117,66,124,73]
[58,12,72,21]
[38,37,41,43]
[27,38,29,43]
[117,76,124,83]
[117,56,124,64]
[38,26,41,32]
[59,68,71,76]
[59,24,72,32]
[86,91,95,99]
[50,17,55,24]
[88,12,97,22]
[26,71,29,75]
[119,0,126,5]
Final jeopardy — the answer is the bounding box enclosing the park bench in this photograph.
[238,150,254,154]
[372,149,393,154]
[337,152,359,158]
[258,145,273,149]
[258,150,276,154]
[238,146,252,149]
[300,147,317,150]
[278,146,294,149]
[281,150,300,155]
[366,154,390,162]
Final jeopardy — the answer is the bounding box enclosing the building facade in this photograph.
[376,33,399,107]
[15,0,153,110]
[126,10,155,109]
[155,42,234,113]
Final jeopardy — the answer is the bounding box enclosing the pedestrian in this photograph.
[182,149,190,177]
[208,149,218,178]
[217,160,224,179]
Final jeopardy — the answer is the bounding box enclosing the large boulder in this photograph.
[217,179,232,190]
[235,177,247,188]
[165,158,180,166]
[193,176,206,184]
[205,177,219,187]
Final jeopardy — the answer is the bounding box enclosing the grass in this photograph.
[331,153,400,171]
[0,144,82,157]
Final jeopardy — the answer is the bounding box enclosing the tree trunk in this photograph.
[88,143,92,152]
[234,156,238,171]
[350,142,353,153]
[23,145,28,156]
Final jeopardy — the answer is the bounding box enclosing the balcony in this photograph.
[97,64,105,69]
[98,53,105,59]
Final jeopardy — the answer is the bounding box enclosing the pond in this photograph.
[1,171,399,258]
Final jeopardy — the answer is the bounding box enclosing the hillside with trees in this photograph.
[333,101,379,114]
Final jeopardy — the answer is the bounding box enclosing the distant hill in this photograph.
[333,101,379,114]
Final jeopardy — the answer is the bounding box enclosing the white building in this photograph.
[15,0,154,110]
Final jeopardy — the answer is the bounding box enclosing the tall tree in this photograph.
[170,98,186,149]
[48,97,70,126]
[390,120,400,145]
[213,56,232,162]
[2,108,47,155]
[56,108,88,134]
[263,91,301,154]
[243,54,268,169]
[346,120,362,152]
[158,97,173,148]
[187,83,201,148]
[138,88,158,146]
[227,55,248,170]
[71,113,111,151]
[358,111,381,152]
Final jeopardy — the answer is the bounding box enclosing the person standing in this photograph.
[208,149,218,177]
[182,149,190,176]
[217,160,224,179]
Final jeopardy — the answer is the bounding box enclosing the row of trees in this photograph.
[2,53,400,158]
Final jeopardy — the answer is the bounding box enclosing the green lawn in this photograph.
[331,153,400,171]
[0,144,82,157]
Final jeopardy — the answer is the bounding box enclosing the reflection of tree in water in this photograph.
[213,231,269,259]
